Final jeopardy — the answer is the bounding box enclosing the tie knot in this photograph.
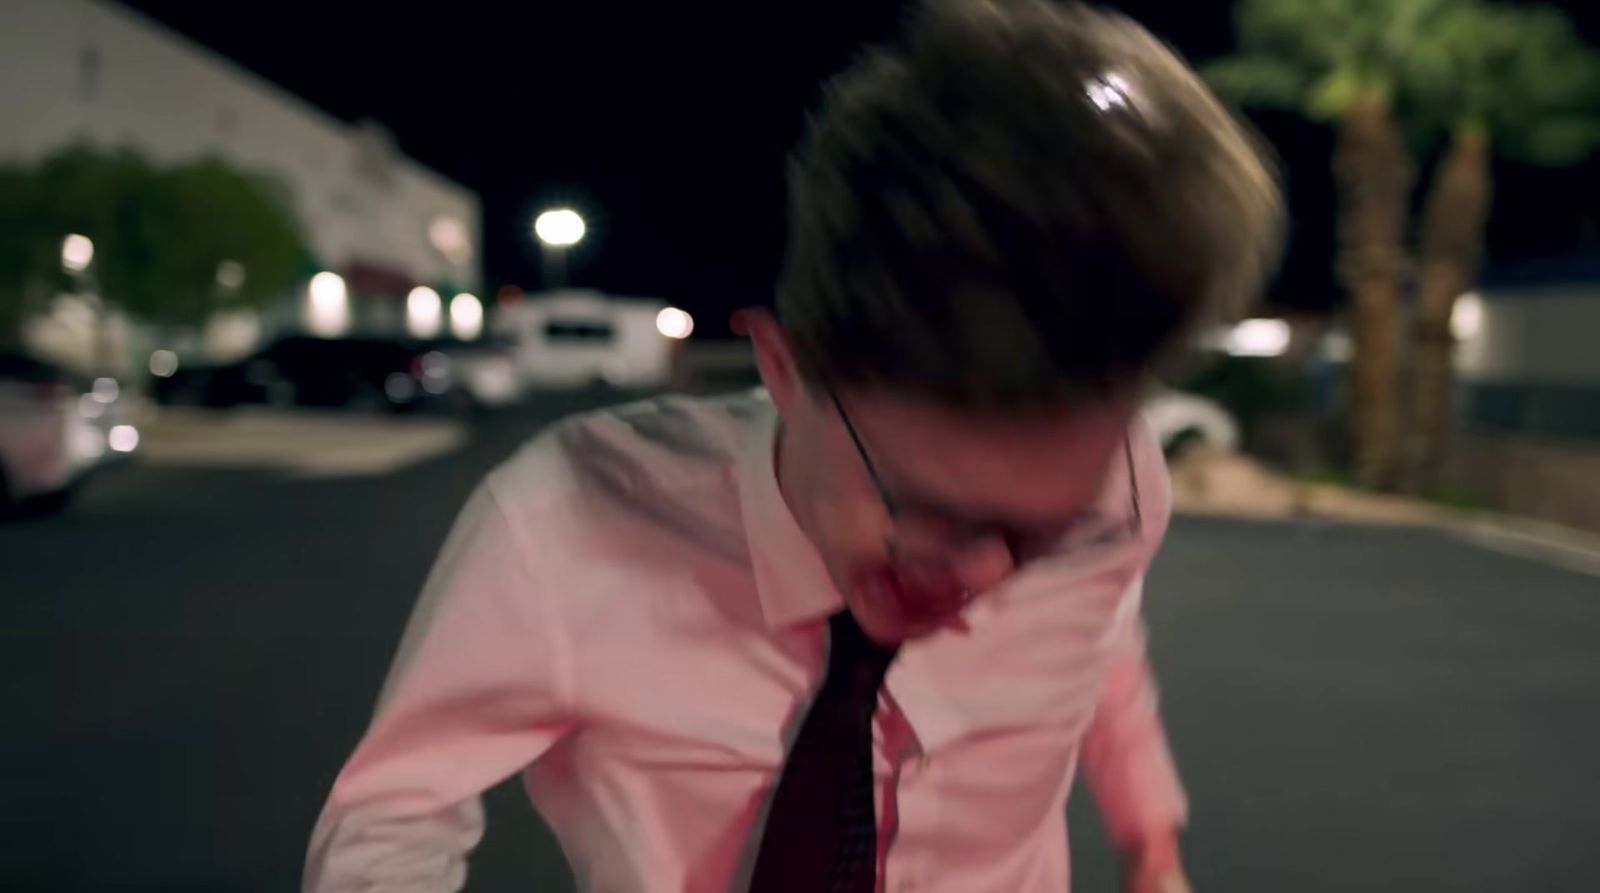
[826,611,898,698]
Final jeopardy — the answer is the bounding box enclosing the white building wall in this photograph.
[1457,285,1600,386]
[0,0,479,293]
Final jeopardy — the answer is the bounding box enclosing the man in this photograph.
[305,1,1281,891]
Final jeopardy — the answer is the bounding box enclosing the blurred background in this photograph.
[1,0,1597,890]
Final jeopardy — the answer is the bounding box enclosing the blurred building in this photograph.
[1449,256,1600,531]
[0,0,481,359]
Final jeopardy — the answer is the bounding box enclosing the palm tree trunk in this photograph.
[1403,127,1491,494]
[1334,97,1413,490]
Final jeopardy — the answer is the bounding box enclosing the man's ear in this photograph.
[737,308,809,416]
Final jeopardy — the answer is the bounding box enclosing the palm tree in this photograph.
[1400,5,1600,493]
[1205,0,1456,489]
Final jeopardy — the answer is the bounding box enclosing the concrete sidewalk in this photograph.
[134,406,468,479]
[1171,447,1600,576]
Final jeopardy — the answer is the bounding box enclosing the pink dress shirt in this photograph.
[305,392,1187,892]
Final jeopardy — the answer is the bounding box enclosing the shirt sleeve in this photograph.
[1077,576,1187,851]
[304,479,576,893]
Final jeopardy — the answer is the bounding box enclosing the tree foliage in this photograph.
[1202,0,1600,490]
[1404,3,1600,163]
[1203,0,1459,119]
[0,145,309,341]
[1205,0,1600,170]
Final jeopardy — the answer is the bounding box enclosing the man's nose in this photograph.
[955,536,1015,595]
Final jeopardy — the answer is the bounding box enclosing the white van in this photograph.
[496,290,690,389]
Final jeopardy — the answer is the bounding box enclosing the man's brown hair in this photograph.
[776,0,1284,407]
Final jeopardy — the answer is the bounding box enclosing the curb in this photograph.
[1446,513,1600,578]
[133,405,468,479]
[1177,501,1600,578]
[1170,451,1600,578]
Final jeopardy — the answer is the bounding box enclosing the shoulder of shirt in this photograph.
[480,391,764,537]
[1127,412,1174,552]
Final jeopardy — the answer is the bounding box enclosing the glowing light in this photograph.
[450,293,484,340]
[656,307,694,340]
[534,209,586,247]
[74,426,106,461]
[1452,291,1485,341]
[150,350,180,378]
[92,377,119,403]
[109,425,140,453]
[307,272,350,337]
[419,351,451,395]
[429,216,473,265]
[1321,331,1353,363]
[62,234,94,272]
[216,260,246,291]
[385,373,417,402]
[407,287,443,339]
[1226,318,1291,357]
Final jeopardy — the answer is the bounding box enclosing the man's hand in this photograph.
[1125,863,1192,893]
[1121,830,1192,893]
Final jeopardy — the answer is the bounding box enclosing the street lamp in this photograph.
[657,307,695,389]
[656,307,694,340]
[216,259,246,293]
[534,208,585,289]
[534,209,585,247]
[60,234,117,375]
[1223,318,1291,358]
[407,286,443,339]
[62,234,95,272]
[450,293,483,340]
[307,271,350,337]
[1451,291,1485,342]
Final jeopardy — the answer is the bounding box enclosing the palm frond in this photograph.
[1201,55,1316,110]
[1508,116,1600,167]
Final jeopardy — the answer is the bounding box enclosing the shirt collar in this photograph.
[731,399,1162,755]
[736,400,845,630]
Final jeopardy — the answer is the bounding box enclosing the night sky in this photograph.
[119,0,1600,337]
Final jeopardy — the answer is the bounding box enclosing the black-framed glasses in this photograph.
[828,390,1143,570]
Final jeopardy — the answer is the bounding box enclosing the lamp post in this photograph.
[657,306,695,389]
[533,208,585,290]
[61,234,115,376]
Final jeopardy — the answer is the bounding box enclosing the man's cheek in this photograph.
[864,565,970,627]
[953,538,1015,595]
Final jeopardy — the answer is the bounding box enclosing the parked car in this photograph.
[151,334,525,416]
[496,290,690,389]
[407,335,525,412]
[0,350,138,514]
[1142,388,1240,458]
[152,336,428,413]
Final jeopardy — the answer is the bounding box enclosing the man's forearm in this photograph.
[1080,605,1188,848]
[1120,825,1181,878]
[305,481,574,891]
[1120,826,1192,893]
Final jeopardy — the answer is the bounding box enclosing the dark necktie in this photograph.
[748,610,899,893]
